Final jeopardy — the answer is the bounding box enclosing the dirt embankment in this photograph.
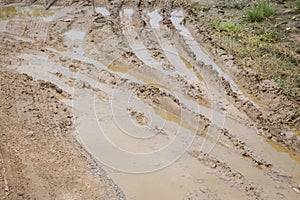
[0,71,125,199]
[178,0,300,154]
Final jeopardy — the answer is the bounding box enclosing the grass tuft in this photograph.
[247,1,276,22]
[232,1,243,10]
[296,0,300,10]
[213,22,240,34]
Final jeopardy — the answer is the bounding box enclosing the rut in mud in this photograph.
[0,0,299,199]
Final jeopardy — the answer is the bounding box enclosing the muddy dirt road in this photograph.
[0,0,299,199]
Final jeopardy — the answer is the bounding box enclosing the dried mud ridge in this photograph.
[0,0,299,199]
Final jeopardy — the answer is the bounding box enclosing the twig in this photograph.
[28,0,38,6]
[45,0,58,10]
[92,0,95,13]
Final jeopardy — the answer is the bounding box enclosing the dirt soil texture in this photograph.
[0,0,299,200]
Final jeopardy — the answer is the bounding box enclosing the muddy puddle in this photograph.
[95,7,110,16]
[104,152,248,200]
[63,30,85,55]
[148,9,200,83]
[5,4,300,200]
[0,4,55,20]
[170,9,255,105]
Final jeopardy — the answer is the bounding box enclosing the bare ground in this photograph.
[0,69,125,199]
[0,0,299,199]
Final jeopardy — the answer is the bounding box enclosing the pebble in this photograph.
[17,192,24,196]
[292,187,300,194]
[62,19,74,22]
[25,131,34,137]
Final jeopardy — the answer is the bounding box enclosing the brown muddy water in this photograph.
[0,4,55,20]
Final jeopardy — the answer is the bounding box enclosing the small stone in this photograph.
[59,57,67,62]
[62,18,74,22]
[211,164,217,168]
[242,151,249,157]
[56,88,63,94]
[267,134,272,139]
[17,192,24,196]
[292,187,300,194]
[25,131,34,137]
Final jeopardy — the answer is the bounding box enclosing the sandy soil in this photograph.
[0,69,126,199]
[0,0,299,199]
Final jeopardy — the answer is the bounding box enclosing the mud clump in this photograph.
[135,84,180,105]
[127,107,150,126]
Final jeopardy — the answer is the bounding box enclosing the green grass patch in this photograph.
[191,0,299,99]
[231,1,244,10]
[296,0,300,10]
[213,22,240,34]
[246,1,276,22]
[0,5,55,20]
[212,26,298,97]
[274,76,288,88]
[294,0,300,10]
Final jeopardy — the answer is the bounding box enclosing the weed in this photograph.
[246,1,276,22]
[213,22,240,34]
[250,29,281,43]
[275,76,288,88]
[247,7,264,22]
[232,1,243,10]
[218,0,245,10]
[296,0,300,10]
